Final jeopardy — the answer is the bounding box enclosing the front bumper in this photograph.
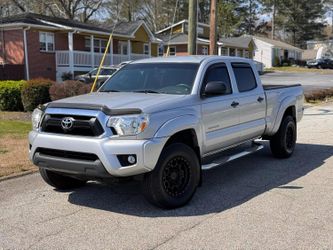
[29,131,168,177]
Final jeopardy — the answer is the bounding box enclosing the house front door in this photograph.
[119,42,128,56]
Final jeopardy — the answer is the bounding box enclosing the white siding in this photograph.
[253,38,273,68]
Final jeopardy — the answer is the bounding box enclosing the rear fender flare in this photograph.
[271,96,296,135]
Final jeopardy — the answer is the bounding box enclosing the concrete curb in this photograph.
[0,170,38,182]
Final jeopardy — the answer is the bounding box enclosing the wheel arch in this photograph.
[271,96,297,135]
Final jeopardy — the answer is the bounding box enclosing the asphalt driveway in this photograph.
[0,103,333,249]
[261,71,333,93]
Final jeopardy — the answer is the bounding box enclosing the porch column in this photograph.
[227,47,230,56]
[68,32,74,77]
[235,48,238,57]
[90,35,94,68]
[148,41,151,57]
[218,46,221,56]
[127,40,131,60]
[110,38,113,65]
[243,49,246,58]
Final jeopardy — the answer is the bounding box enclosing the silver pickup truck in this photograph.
[29,56,304,209]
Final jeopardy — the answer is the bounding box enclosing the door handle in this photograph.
[231,101,239,108]
[257,96,264,103]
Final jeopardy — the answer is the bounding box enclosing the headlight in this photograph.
[32,108,44,131]
[107,114,149,136]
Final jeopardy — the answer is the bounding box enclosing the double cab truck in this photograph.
[29,56,304,209]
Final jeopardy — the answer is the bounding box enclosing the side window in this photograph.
[203,64,232,95]
[232,63,257,92]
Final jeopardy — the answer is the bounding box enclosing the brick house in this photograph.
[0,13,159,81]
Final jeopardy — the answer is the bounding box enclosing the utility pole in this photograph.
[271,0,276,40]
[188,0,197,55]
[209,0,217,55]
[331,8,333,37]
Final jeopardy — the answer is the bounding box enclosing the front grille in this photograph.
[40,114,104,136]
[37,148,98,161]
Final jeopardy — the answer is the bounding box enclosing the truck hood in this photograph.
[50,92,191,114]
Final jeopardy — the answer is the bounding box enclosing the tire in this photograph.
[39,168,86,190]
[142,143,200,209]
[270,115,296,158]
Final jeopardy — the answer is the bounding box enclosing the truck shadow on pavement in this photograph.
[68,142,333,217]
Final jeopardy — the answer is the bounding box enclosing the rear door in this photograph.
[201,63,240,154]
[231,63,266,141]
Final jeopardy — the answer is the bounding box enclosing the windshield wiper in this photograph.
[100,89,120,93]
[133,90,160,94]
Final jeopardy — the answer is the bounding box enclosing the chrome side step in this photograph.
[201,142,264,171]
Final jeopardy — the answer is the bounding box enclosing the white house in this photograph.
[252,36,303,68]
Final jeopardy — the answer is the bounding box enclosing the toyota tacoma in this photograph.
[29,56,304,209]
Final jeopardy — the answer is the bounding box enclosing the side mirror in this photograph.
[203,81,227,96]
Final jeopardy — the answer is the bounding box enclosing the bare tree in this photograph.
[2,0,104,23]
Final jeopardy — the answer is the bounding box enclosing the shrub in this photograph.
[0,80,25,111]
[305,87,333,103]
[21,78,53,111]
[49,80,92,101]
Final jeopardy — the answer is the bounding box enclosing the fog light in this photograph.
[117,154,137,166]
[128,155,136,164]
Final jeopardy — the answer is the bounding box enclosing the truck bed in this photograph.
[263,84,301,90]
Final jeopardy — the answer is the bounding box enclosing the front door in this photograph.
[201,63,240,154]
[118,42,128,56]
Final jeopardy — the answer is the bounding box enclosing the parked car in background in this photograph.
[306,58,333,69]
[75,66,119,84]
[118,61,132,67]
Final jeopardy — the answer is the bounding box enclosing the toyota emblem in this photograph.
[61,117,75,130]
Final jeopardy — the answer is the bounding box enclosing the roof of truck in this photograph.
[132,56,253,64]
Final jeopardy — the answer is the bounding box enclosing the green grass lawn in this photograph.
[0,120,31,137]
[0,119,35,178]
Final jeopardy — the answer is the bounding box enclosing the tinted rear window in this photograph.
[232,63,257,92]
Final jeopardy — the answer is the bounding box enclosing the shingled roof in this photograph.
[156,32,209,45]
[219,36,253,49]
[0,13,110,33]
[253,36,302,51]
[0,13,155,39]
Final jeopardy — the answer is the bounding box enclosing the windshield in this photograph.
[99,63,199,95]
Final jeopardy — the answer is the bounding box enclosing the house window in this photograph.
[220,47,228,56]
[144,43,149,55]
[237,49,243,57]
[202,46,208,55]
[85,38,108,53]
[158,45,164,57]
[244,50,250,58]
[169,46,176,56]
[39,32,54,52]
[229,48,236,56]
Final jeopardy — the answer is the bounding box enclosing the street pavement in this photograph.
[0,103,333,249]
[261,71,333,93]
